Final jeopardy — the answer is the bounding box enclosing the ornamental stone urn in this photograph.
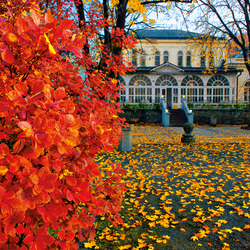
[181,121,195,143]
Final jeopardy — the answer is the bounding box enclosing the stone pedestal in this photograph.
[118,124,134,151]
[181,122,195,143]
[210,115,217,126]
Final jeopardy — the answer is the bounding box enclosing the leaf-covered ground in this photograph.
[81,125,250,250]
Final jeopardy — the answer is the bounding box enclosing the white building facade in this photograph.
[121,29,243,109]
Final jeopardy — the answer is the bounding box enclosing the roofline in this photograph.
[128,66,243,75]
[150,62,185,72]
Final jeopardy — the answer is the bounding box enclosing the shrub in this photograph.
[0,2,130,249]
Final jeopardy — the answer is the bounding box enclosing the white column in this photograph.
[125,85,129,103]
[203,86,207,103]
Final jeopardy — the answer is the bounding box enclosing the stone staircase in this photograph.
[169,109,188,127]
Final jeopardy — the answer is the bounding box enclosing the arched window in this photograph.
[129,75,152,103]
[132,50,137,66]
[207,75,230,103]
[244,81,250,102]
[186,51,191,67]
[178,51,183,66]
[155,75,178,86]
[200,51,205,67]
[119,76,126,103]
[155,75,178,104]
[181,75,204,103]
[140,51,146,66]
[155,51,160,66]
[164,51,169,63]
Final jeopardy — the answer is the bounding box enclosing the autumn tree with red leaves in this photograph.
[0,0,143,248]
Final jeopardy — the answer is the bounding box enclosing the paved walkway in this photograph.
[133,125,250,144]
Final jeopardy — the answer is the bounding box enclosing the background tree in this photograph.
[174,0,250,74]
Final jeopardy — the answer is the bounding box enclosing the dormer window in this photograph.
[186,51,191,67]
[155,51,160,66]
[132,50,137,66]
[141,51,146,66]
[164,51,169,63]
[178,51,183,66]
[200,51,205,67]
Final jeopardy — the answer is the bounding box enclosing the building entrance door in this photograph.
[166,88,172,109]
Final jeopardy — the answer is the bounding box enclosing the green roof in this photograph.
[135,29,211,40]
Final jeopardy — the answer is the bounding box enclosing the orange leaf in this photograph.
[45,9,55,24]
[0,166,8,176]
[30,174,39,185]
[44,84,54,101]
[13,139,26,154]
[18,122,34,136]
[31,11,41,26]
[14,82,28,96]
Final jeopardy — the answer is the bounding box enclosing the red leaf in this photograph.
[58,19,73,31]
[58,229,65,240]
[54,87,66,101]
[65,232,75,242]
[0,132,10,140]
[16,224,24,235]
[78,190,92,203]
[0,106,10,112]
[8,198,23,209]
[66,190,73,201]
[52,222,59,230]
[43,235,55,245]
[66,176,77,186]
[23,235,34,244]
[1,49,14,64]
[37,206,46,214]
[0,232,7,243]
[65,46,82,58]
[21,147,40,159]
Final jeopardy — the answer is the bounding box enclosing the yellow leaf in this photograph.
[190,235,199,241]
[44,33,56,54]
[84,241,96,248]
